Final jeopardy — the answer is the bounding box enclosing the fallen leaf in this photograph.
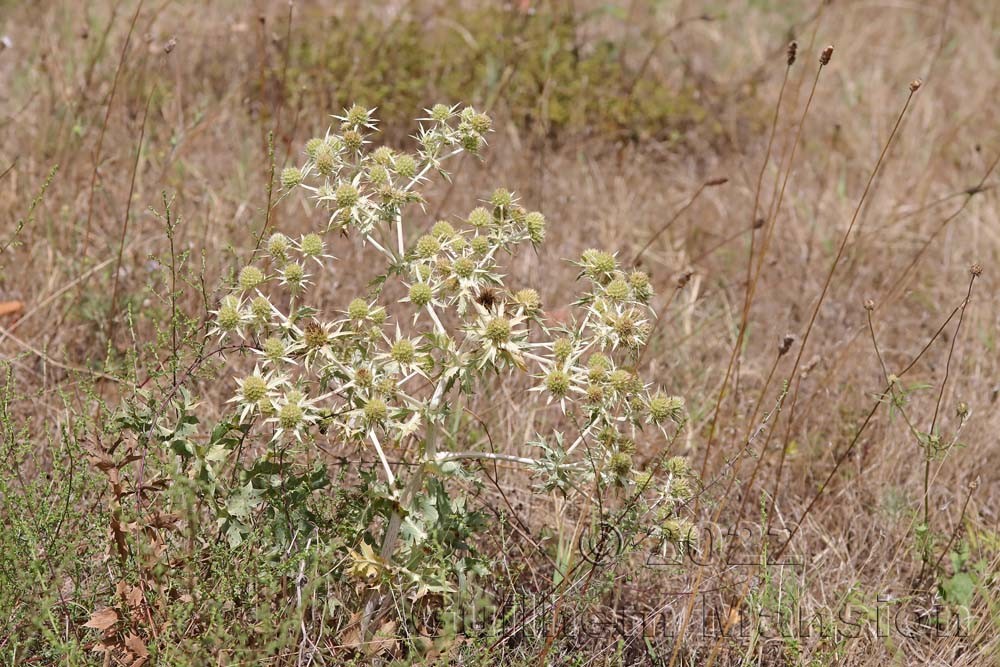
[0,300,23,317]
[124,632,149,657]
[83,607,119,632]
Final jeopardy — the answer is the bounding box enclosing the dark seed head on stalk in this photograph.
[820,45,834,66]
[787,41,798,66]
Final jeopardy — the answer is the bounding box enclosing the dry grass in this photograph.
[2,0,1000,665]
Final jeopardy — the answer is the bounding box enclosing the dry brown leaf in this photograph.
[83,607,119,632]
[0,300,23,317]
[124,633,149,658]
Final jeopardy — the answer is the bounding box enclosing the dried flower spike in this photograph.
[787,41,798,66]
[820,45,834,66]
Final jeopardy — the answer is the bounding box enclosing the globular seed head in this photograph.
[278,399,305,430]
[970,263,983,277]
[468,206,492,228]
[346,104,370,128]
[390,338,415,364]
[661,518,694,544]
[471,235,490,256]
[671,477,693,501]
[348,298,369,321]
[376,377,398,398]
[240,374,269,403]
[281,166,303,189]
[409,282,433,307]
[514,288,541,313]
[598,426,619,447]
[453,257,476,278]
[415,234,441,258]
[470,112,492,134]
[216,300,242,332]
[335,183,359,210]
[394,153,417,178]
[239,265,266,291]
[460,132,482,152]
[313,144,337,176]
[303,321,328,349]
[552,337,573,362]
[613,313,637,339]
[282,262,305,288]
[545,369,571,398]
[525,211,546,244]
[368,164,389,186]
[609,369,635,394]
[490,188,513,210]
[354,367,373,389]
[250,296,272,322]
[585,383,605,404]
[581,249,617,280]
[363,397,388,424]
[484,317,511,344]
[300,233,324,258]
[369,306,387,326]
[342,129,363,153]
[267,233,290,261]
[605,277,630,302]
[665,456,691,477]
[372,146,395,166]
[648,392,684,425]
[431,220,456,239]
[609,451,632,477]
[305,137,324,159]
[430,104,451,122]
[909,79,922,93]
[262,336,286,362]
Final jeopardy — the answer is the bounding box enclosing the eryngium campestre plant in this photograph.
[213,103,694,601]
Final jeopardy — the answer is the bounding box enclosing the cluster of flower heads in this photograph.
[213,105,688,508]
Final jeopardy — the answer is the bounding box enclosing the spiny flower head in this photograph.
[514,288,541,314]
[281,166,303,189]
[552,337,573,363]
[648,393,684,425]
[491,188,513,210]
[300,233,325,259]
[525,211,546,244]
[239,265,266,291]
[609,451,632,477]
[453,257,476,278]
[468,207,491,228]
[216,297,242,332]
[348,298,369,321]
[471,235,490,255]
[239,374,269,403]
[545,369,571,398]
[393,153,417,178]
[431,220,456,239]
[335,183,359,210]
[278,398,305,430]
[581,249,617,282]
[409,282,433,307]
[268,233,291,262]
[416,234,442,258]
[484,317,511,344]
[305,137,324,159]
[262,336,287,363]
[390,338,416,364]
[430,104,451,122]
[250,296,272,323]
[605,277,630,302]
[364,397,388,425]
